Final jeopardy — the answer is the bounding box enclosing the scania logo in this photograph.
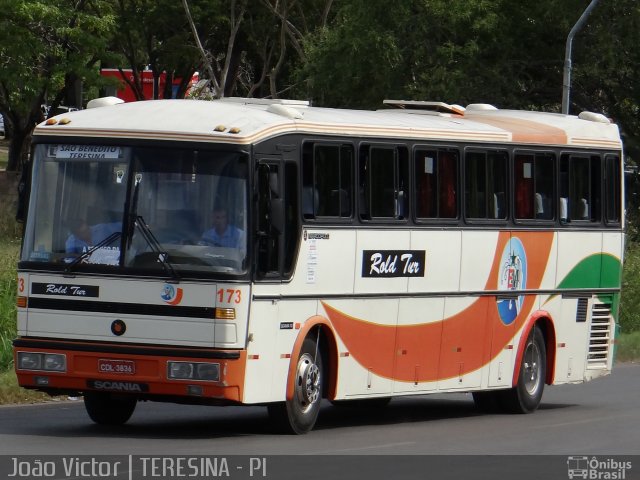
[87,380,148,392]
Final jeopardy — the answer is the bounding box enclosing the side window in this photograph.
[514,152,555,220]
[560,154,601,223]
[359,145,408,220]
[415,148,458,219]
[464,150,508,220]
[302,143,353,220]
[605,155,621,224]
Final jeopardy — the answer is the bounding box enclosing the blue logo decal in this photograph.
[161,284,175,302]
[497,237,527,325]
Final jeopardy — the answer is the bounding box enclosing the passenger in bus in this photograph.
[200,207,245,249]
[65,218,121,253]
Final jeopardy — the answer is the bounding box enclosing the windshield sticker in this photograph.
[32,283,99,297]
[82,247,120,266]
[51,145,121,160]
[362,250,426,278]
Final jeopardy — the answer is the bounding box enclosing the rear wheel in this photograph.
[84,392,137,425]
[268,337,323,434]
[500,327,546,413]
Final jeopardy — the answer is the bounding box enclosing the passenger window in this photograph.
[302,143,353,220]
[415,148,458,219]
[514,153,555,220]
[605,155,621,223]
[464,150,508,220]
[359,145,408,220]
[560,154,601,223]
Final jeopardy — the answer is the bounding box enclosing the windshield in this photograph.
[22,143,249,276]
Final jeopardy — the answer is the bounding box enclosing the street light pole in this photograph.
[562,0,600,115]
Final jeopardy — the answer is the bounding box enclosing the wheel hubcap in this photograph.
[295,353,321,413]
[523,341,542,395]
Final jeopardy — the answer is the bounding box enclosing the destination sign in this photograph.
[51,145,121,159]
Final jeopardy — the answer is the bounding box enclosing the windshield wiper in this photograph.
[64,231,122,274]
[132,215,180,282]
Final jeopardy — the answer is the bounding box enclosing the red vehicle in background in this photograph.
[100,68,199,102]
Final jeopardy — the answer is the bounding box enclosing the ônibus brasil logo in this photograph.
[496,237,527,325]
[161,284,183,305]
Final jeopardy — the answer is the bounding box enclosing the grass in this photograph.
[0,370,60,404]
[616,331,640,363]
[0,239,19,371]
[0,137,8,170]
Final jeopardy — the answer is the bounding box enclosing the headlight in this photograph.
[17,352,66,372]
[168,362,193,379]
[196,363,220,381]
[18,352,42,370]
[43,354,66,372]
[167,361,220,382]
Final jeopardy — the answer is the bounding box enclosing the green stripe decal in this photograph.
[556,253,622,290]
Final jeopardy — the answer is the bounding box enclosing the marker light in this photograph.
[214,125,226,132]
[58,118,72,125]
[45,119,58,125]
[215,308,236,320]
[228,127,241,134]
[16,296,27,308]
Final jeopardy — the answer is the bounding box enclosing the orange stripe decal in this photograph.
[323,232,555,383]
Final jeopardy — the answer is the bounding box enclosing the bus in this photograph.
[13,97,623,434]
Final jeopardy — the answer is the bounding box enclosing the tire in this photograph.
[500,326,546,414]
[268,337,323,434]
[84,392,137,425]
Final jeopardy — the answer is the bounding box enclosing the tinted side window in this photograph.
[465,150,508,220]
[605,155,621,223]
[514,152,555,220]
[302,143,353,220]
[415,148,458,219]
[359,145,408,220]
[560,154,601,223]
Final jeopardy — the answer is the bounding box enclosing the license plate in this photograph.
[98,359,136,375]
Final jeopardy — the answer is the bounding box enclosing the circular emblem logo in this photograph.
[496,237,527,325]
[161,284,175,301]
[111,319,127,336]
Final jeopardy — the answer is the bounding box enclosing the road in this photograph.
[1,363,638,457]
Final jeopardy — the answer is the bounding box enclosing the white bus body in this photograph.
[14,98,623,433]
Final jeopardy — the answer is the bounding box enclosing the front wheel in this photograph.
[268,337,323,434]
[500,326,546,413]
[84,392,137,425]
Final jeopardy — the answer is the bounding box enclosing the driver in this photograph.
[200,207,245,249]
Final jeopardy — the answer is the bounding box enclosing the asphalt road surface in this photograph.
[1,363,638,457]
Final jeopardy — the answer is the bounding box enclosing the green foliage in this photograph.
[619,238,640,334]
[0,0,117,170]
[616,331,640,363]
[0,239,19,371]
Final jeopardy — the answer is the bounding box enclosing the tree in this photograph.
[0,0,115,171]
[183,0,334,99]
[570,0,640,160]
[112,0,206,100]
